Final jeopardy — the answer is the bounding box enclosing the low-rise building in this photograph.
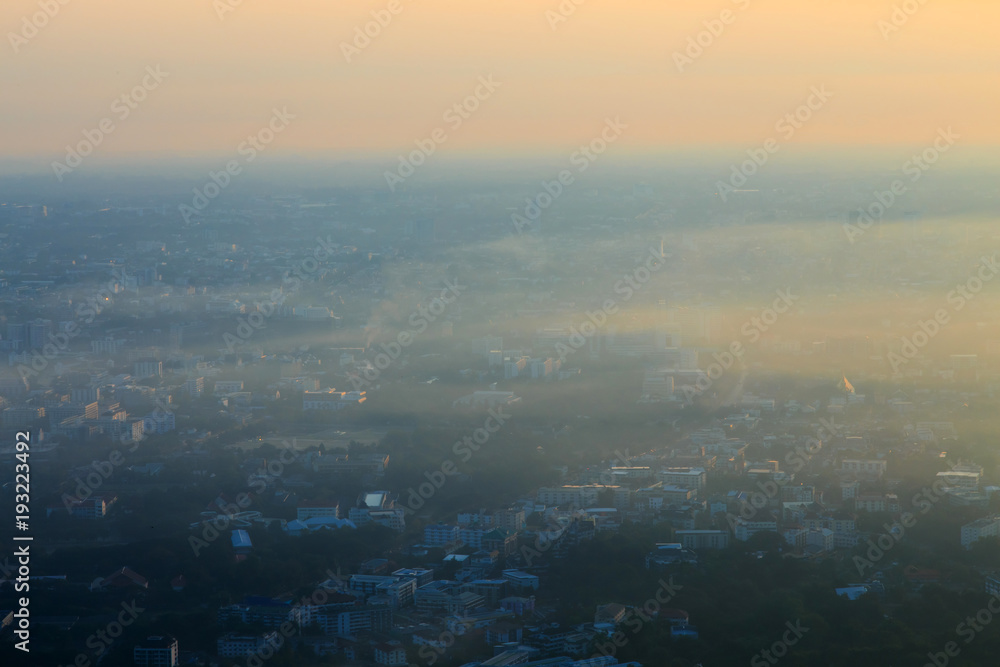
[216,632,278,659]
[961,516,1000,549]
[675,529,729,550]
[134,635,179,667]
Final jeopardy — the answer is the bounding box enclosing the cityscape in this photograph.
[2,2,1000,667]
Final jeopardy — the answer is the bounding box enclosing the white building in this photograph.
[938,470,982,489]
[961,516,1000,549]
[656,468,707,491]
[143,410,176,435]
[537,485,618,508]
[216,633,278,658]
[453,391,521,409]
[733,517,777,542]
[424,523,461,547]
[806,528,835,552]
[841,459,887,479]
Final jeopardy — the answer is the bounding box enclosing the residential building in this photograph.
[374,642,408,666]
[424,523,461,547]
[500,595,536,617]
[502,570,540,592]
[656,468,707,492]
[453,391,521,409]
[986,574,1000,598]
[938,470,982,489]
[537,485,619,508]
[675,530,730,550]
[183,377,205,397]
[484,528,518,556]
[297,501,340,521]
[214,380,245,395]
[733,516,777,542]
[855,494,887,513]
[961,516,1000,549]
[134,636,179,667]
[316,605,392,637]
[841,459,887,479]
[217,600,306,628]
[133,361,163,379]
[216,633,278,658]
[493,508,526,533]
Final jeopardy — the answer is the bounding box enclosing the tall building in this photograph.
[28,319,53,350]
[5,323,26,349]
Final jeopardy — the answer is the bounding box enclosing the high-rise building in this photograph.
[28,319,53,350]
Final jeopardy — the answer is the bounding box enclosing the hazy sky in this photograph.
[2,0,997,165]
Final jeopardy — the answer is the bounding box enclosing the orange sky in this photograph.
[1,0,997,162]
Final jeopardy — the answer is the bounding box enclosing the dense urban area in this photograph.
[2,167,1000,667]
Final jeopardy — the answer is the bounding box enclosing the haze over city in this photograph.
[1,2,999,667]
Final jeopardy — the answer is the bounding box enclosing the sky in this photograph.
[1,0,997,167]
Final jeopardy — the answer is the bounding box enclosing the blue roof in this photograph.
[231,530,252,549]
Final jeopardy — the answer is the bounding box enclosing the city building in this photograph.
[675,530,730,550]
[134,636,179,667]
[961,516,1000,549]
[216,633,278,658]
